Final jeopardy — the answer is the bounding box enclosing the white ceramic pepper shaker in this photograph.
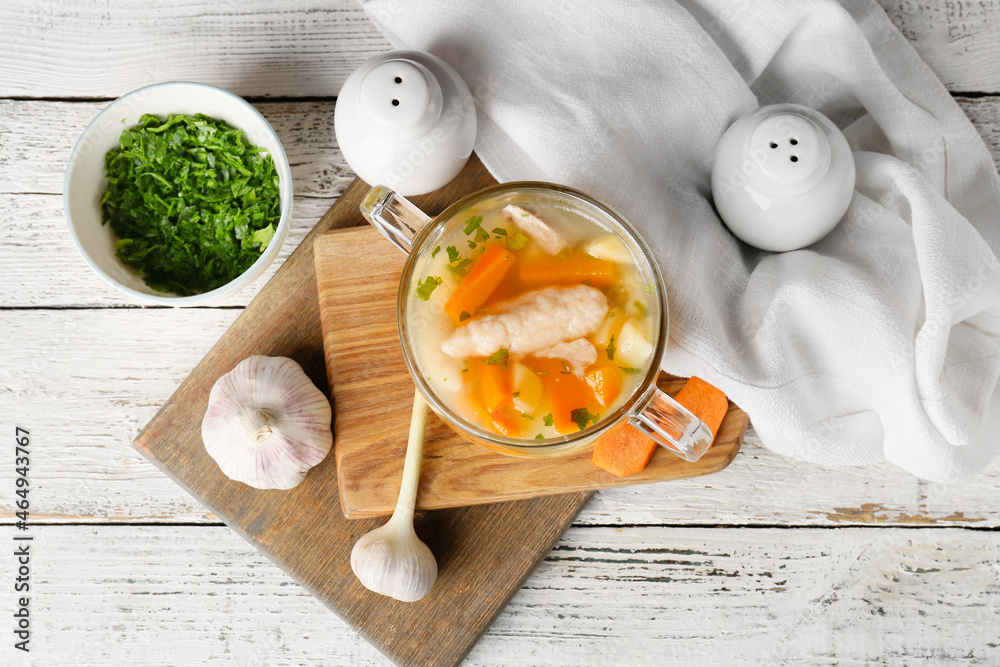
[335,50,477,196]
[711,103,856,252]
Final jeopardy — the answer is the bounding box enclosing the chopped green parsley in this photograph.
[463,215,484,235]
[570,408,600,431]
[507,232,529,251]
[100,113,281,295]
[448,258,473,277]
[486,349,509,366]
[415,276,442,301]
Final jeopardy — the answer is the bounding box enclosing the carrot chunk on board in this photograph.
[591,376,729,478]
[591,424,657,478]
[673,376,728,437]
[444,244,515,324]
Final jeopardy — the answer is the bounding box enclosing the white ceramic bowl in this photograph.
[64,81,293,305]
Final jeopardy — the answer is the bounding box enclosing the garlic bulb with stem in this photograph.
[201,355,333,490]
[351,390,438,602]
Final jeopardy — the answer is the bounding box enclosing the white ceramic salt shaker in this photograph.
[711,103,855,252]
[335,50,477,196]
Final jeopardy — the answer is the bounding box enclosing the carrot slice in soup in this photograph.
[488,404,525,438]
[462,373,489,423]
[591,376,729,478]
[444,244,515,324]
[519,252,618,288]
[534,358,598,433]
[466,358,523,437]
[585,365,622,408]
[477,359,513,412]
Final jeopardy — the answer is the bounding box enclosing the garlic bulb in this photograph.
[351,391,438,602]
[201,355,333,490]
[351,513,438,603]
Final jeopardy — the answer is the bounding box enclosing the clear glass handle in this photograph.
[631,388,714,462]
[360,185,432,254]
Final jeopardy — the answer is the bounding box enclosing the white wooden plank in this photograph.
[3,307,1000,527]
[0,100,347,196]
[3,95,1000,197]
[4,524,998,665]
[1,308,238,522]
[1,1,999,98]
[486,525,1000,665]
[0,193,334,308]
[0,99,352,308]
[0,0,391,99]
[880,0,1000,93]
[960,95,1000,153]
[4,525,386,666]
[5,95,1000,199]
[2,98,1000,309]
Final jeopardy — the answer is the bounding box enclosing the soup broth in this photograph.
[405,190,658,441]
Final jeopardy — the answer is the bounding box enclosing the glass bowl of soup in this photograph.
[361,182,713,459]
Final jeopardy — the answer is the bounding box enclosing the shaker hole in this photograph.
[394,76,402,84]
[790,155,799,162]
[790,138,799,145]
[769,142,778,149]
[391,99,400,107]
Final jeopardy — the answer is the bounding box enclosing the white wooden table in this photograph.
[2,2,999,664]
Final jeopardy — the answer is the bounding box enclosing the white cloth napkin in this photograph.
[359,0,1000,481]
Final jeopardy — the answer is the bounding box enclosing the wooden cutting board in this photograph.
[133,156,597,667]
[315,227,748,519]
